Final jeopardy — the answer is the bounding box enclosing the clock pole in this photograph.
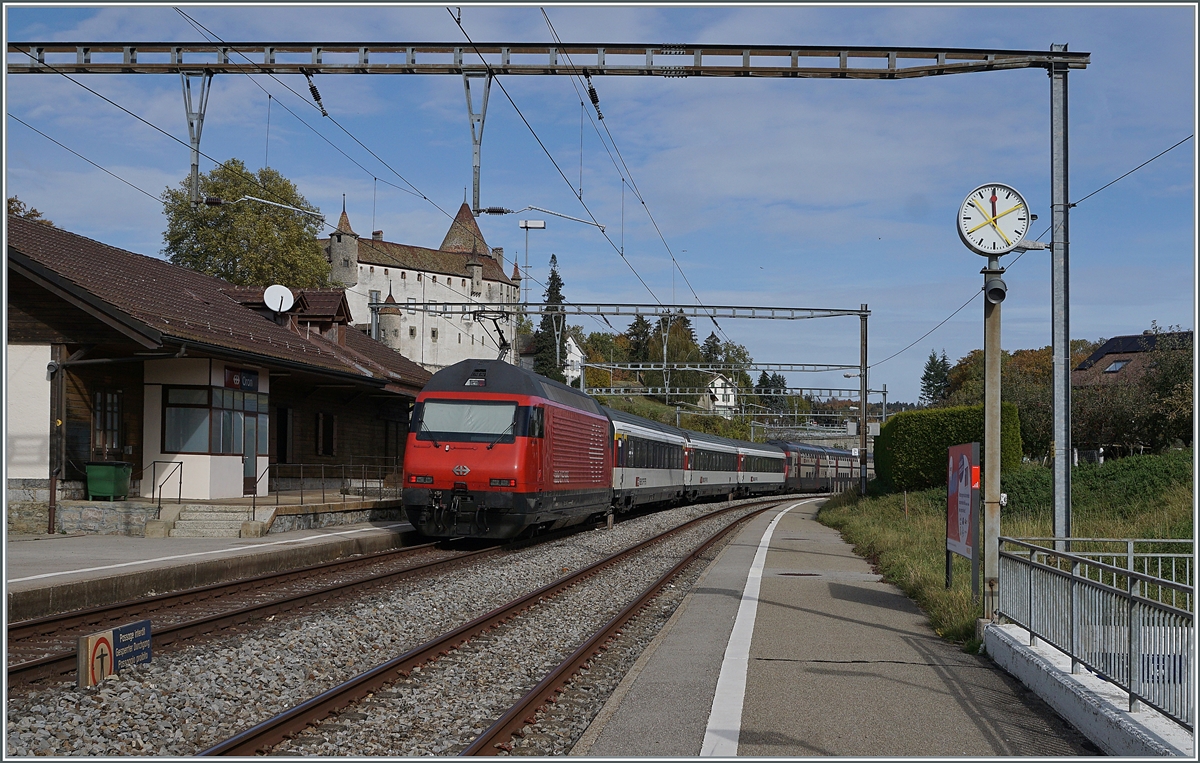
[982,255,1005,621]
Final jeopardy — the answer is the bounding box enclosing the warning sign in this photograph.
[78,620,151,687]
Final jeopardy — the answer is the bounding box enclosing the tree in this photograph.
[918,349,950,406]
[161,159,329,288]
[625,315,653,362]
[701,331,722,363]
[7,196,54,226]
[532,254,567,382]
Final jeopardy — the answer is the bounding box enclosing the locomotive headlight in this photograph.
[409,475,434,484]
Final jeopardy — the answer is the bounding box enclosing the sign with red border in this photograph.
[77,620,151,687]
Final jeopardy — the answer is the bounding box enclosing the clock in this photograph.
[957,183,1031,256]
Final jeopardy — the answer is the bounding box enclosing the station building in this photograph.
[6,214,430,531]
[320,202,521,371]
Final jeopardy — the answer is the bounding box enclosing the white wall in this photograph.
[6,344,51,479]
[348,264,520,370]
[142,360,269,500]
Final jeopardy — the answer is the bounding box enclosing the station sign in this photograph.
[78,620,151,688]
[946,442,979,559]
[224,366,259,391]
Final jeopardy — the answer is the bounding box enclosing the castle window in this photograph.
[409,326,417,338]
[342,259,350,267]
[384,269,388,275]
[417,273,422,282]
[335,234,342,243]
[401,271,406,279]
[462,279,467,287]
[432,276,437,283]
[431,328,438,342]
[370,267,375,274]
[458,334,462,344]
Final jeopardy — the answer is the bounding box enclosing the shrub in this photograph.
[875,403,1021,490]
[1002,449,1193,519]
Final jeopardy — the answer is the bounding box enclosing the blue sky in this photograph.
[4,4,1196,404]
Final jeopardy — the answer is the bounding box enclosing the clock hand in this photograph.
[990,190,998,220]
[968,202,1026,237]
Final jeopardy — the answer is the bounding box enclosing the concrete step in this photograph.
[168,526,243,538]
[177,511,256,522]
[173,520,247,531]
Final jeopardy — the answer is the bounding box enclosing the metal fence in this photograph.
[998,537,1194,729]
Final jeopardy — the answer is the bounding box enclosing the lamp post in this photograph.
[518,219,545,305]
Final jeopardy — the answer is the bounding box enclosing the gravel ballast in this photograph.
[5,499,771,757]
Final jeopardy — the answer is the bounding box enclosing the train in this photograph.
[402,359,864,539]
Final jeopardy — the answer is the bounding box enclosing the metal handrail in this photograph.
[249,462,272,517]
[998,536,1194,729]
[150,461,183,517]
[260,462,400,508]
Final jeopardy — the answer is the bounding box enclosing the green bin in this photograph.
[86,461,133,501]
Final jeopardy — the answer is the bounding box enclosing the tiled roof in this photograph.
[351,237,514,285]
[336,209,357,236]
[439,203,488,254]
[1074,332,1193,370]
[293,288,351,321]
[7,214,430,390]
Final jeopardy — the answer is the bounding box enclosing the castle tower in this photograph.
[327,198,359,287]
[378,286,403,350]
[439,202,490,258]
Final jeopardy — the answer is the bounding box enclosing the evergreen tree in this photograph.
[919,349,951,406]
[532,254,567,383]
[625,315,653,362]
[701,331,722,363]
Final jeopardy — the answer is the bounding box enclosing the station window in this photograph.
[92,390,122,460]
[163,385,269,455]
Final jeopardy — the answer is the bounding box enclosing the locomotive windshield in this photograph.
[414,400,518,443]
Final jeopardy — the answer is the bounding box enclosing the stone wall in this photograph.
[267,506,407,534]
[52,501,161,536]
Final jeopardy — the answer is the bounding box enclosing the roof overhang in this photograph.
[8,247,164,349]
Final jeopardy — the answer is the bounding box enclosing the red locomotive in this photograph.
[403,360,613,538]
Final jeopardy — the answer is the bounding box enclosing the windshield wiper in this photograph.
[419,419,441,448]
[486,421,515,450]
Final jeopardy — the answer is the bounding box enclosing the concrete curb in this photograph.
[7,528,418,622]
[984,623,1193,757]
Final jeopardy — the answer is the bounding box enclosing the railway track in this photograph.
[6,541,495,686]
[198,498,782,756]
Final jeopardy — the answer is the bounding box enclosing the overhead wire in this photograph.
[9,113,164,204]
[447,7,665,307]
[870,133,1195,369]
[539,9,731,342]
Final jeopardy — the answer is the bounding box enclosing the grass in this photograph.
[817,451,1194,650]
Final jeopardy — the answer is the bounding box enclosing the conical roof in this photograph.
[511,262,522,281]
[336,209,357,237]
[438,203,487,254]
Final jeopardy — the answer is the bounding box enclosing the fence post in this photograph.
[1070,557,1081,674]
[1029,546,1037,647]
[1129,575,1142,712]
[299,463,304,505]
[321,464,326,504]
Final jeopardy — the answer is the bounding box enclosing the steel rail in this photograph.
[198,498,784,756]
[461,501,775,754]
[6,542,495,685]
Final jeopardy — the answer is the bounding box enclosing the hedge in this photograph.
[875,403,1022,490]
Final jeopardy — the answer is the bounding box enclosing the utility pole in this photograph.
[859,304,869,496]
[1050,43,1072,551]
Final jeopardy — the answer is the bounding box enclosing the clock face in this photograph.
[958,183,1031,256]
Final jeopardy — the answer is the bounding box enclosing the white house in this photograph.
[322,203,521,371]
[702,374,738,419]
[563,336,586,387]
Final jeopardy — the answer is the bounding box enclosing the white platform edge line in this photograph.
[8,523,410,583]
[700,500,810,756]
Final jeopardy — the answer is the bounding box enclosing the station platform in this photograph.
[573,499,1192,757]
[5,520,415,622]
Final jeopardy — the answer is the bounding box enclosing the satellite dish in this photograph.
[263,284,295,313]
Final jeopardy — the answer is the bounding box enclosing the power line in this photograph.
[540,9,730,342]
[871,133,1195,369]
[449,8,664,306]
[8,113,164,204]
